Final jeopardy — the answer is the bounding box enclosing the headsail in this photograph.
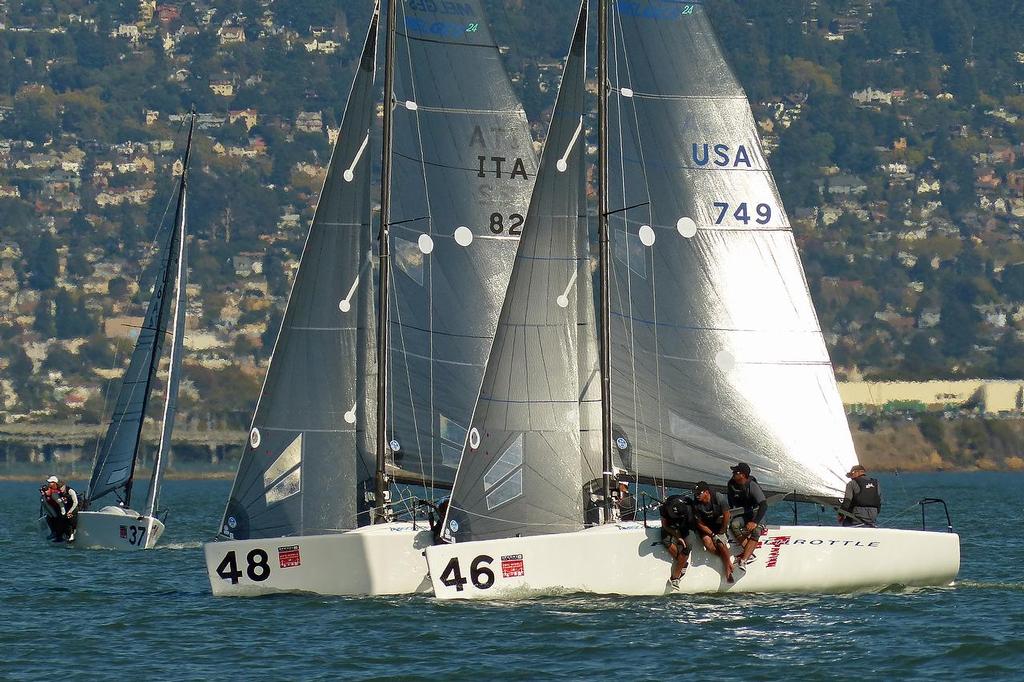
[87,120,194,507]
[445,2,593,543]
[219,12,379,539]
[606,1,857,498]
[386,0,538,488]
[143,115,193,518]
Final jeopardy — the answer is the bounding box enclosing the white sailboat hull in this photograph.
[37,506,165,550]
[203,522,434,597]
[425,522,961,600]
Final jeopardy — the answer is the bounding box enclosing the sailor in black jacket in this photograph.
[839,464,881,527]
[726,462,767,570]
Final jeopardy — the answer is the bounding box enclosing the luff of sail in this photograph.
[386,0,538,487]
[219,12,379,540]
[87,122,194,507]
[445,3,593,543]
[606,2,857,498]
[143,116,193,518]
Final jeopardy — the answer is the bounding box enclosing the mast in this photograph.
[144,111,194,518]
[597,0,613,522]
[374,0,397,522]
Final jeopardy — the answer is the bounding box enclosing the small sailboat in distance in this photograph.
[425,0,960,599]
[38,114,194,550]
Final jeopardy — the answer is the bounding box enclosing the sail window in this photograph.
[392,235,425,286]
[483,434,524,490]
[485,469,523,510]
[613,228,647,279]
[441,444,461,468]
[440,414,468,446]
[266,468,301,505]
[677,217,698,238]
[454,226,474,247]
[263,434,302,505]
[638,225,656,247]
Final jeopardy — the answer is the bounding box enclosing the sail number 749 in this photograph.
[713,202,772,226]
[439,555,495,591]
[215,549,271,584]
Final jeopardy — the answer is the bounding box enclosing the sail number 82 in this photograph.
[439,554,495,591]
[714,202,772,226]
[215,549,271,584]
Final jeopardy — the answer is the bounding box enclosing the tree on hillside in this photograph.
[28,232,59,290]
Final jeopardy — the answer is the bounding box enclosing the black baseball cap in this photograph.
[693,481,711,496]
[730,462,751,475]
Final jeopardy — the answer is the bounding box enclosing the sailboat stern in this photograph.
[38,507,165,550]
[203,522,434,597]
[426,523,961,600]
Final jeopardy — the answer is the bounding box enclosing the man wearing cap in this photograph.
[692,481,734,583]
[615,477,636,522]
[839,464,881,527]
[40,476,79,541]
[727,462,768,570]
[40,476,64,540]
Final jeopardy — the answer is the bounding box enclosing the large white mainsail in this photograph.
[605,1,857,498]
[426,0,959,598]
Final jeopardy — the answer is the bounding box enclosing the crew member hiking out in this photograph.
[40,476,79,542]
[839,464,881,527]
[692,481,734,583]
[659,493,696,590]
[726,462,768,571]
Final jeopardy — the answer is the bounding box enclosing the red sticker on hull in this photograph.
[501,554,524,578]
[278,545,301,568]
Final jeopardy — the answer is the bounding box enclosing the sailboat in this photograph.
[425,0,960,598]
[202,0,536,596]
[37,114,194,551]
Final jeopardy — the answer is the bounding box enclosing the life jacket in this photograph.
[693,492,724,526]
[727,475,760,509]
[660,495,694,532]
[851,477,881,509]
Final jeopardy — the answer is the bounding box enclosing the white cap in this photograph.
[46,475,58,483]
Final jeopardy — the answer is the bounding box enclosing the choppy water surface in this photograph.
[1,473,1021,680]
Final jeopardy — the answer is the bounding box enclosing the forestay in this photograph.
[87,127,192,507]
[143,125,191,519]
[445,3,594,543]
[219,14,379,539]
[387,0,537,488]
[606,1,857,498]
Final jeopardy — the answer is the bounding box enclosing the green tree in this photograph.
[28,232,59,290]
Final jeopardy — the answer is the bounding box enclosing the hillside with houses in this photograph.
[1,0,1023,470]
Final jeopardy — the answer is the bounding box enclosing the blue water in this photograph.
[1,473,1020,680]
